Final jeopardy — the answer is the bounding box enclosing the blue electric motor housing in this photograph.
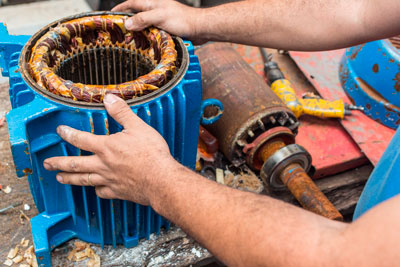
[0,12,221,267]
[339,38,400,129]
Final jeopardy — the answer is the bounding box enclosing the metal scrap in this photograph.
[0,201,22,213]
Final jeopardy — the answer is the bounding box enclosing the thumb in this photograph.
[103,94,143,129]
[125,11,160,31]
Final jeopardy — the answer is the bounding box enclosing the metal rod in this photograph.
[76,50,82,83]
[280,163,343,221]
[0,202,22,213]
[135,50,138,79]
[94,47,99,85]
[119,48,123,84]
[100,47,105,85]
[88,46,93,84]
[82,48,88,85]
[259,47,273,64]
[130,48,134,81]
[112,47,117,84]
[259,141,343,221]
[106,46,111,84]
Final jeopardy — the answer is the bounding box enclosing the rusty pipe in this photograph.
[259,141,343,221]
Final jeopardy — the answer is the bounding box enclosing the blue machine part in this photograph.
[200,98,224,125]
[0,16,220,266]
[339,39,400,129]
[354,125,400,219]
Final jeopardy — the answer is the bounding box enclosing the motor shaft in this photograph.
[259,141,343,221]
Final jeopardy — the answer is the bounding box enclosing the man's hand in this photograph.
[113,0,400,51]
[43,93,177,205]
[112,0,207,44]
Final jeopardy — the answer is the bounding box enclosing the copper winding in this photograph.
[29,15,178,103]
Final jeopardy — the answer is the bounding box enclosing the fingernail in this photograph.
[43,161,52,170]
[56,174,63,183]
[104,94,119,106]
[125,19,133,30]
[57,125,66,135]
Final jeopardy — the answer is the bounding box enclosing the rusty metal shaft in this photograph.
[260,141,343,221]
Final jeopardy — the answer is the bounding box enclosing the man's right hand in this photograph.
[112,0,207,44]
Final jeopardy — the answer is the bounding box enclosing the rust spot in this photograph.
[372,64,379,73]
[281,163,343,221]
[42,108,48,112]
[389,58,395,63]
[356,77,400,113]
[393,72,400,92]
[396,118,400,125]
[374,118,383,124]
[89,117,94,134]
[104,119,109,135]
[386,113,390,118]
[14,68,19,73]
[23,168,33,175]
[389,36,400,49]
[350,44,365,60]
[24,147,29,155]
[365,103,371,110]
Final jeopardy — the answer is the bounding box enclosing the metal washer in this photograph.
[260,144,312,190]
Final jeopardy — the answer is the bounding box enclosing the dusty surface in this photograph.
[52,228,212,267]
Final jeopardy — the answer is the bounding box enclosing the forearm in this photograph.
[148,161,347,267]
[196,0,400,51]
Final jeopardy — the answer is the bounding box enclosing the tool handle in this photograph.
[270,79,303,117]
[271,79,346,119]
[280,163,343,221]
[299,98,345,119]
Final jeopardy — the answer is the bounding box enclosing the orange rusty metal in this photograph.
[259,139,286,163]
[389,36,400,49]
[280,163,343,221]
[259,141,343,221]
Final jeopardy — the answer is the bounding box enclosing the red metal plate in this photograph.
[290,50,395,165]
[231,44,367,178]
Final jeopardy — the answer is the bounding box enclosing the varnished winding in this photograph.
[29,15,177,103]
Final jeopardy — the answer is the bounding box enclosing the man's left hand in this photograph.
[43,93,177,205]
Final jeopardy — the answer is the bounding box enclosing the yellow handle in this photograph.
[271,79,345,119]
[270,79,303,117]
[300,98,345,119]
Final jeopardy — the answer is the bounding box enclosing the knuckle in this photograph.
[95,187,110,199]
[95,187,103,198]
[69,159,80,171]
[135,14,147,26]
[114,108,131,121]
[79,174,87,185]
